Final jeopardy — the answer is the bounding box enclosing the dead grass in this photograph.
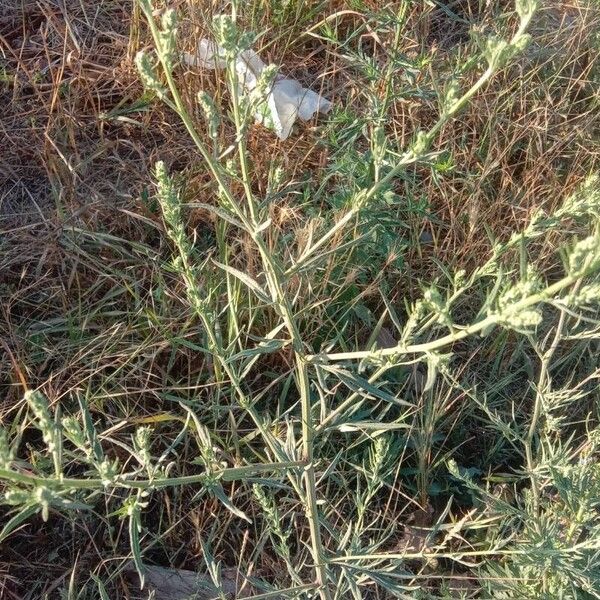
[420,0,600,270]
[1,0,600,597]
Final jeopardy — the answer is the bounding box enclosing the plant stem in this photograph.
[0,461,305,491]
[310,273,581,363]
[141,7,332,595]
[526,278,578,513]
[225,44,332,600]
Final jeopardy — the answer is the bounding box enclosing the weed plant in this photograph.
[1,0,600,598]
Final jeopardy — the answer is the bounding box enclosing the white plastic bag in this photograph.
[183,40,332,140]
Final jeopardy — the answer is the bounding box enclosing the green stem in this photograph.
[526,278,578,513]
[141,7,331,595]
[310,273,580,363]
[228,66,333,600]
[0,461,304,491]
[214,21,332,596]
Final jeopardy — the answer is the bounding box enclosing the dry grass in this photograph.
[1,0,600,597]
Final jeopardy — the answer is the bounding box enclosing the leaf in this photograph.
[78,395,103,464]
[171,337,210,353]
[128,412,185,425]
[322,366,413,408]
[227,338,287,364]
[337,422,410,432]
[424,358,438,393]
[129,506,145,588]
[254,218,272,234]
[210,482,252,523]
[0,504,39,543]
[90,575,110,600]
[212,260,272,304]
[185,202,246,230]
[237,323,288,379]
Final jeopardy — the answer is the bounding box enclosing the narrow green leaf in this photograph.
[212,260,272,304]
[322,366,413,408]
[211,482,252,523]
[227,338,286,363]
[337,422,410,432]
[90,575,110,600]
[78,395,103,464]
[129,507,145,588]
[185,202,246,230]
[0,504,39,543]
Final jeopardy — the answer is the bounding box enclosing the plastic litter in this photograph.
[183,39,333,140]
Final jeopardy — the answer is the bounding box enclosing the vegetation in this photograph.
[1,0,600,598]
